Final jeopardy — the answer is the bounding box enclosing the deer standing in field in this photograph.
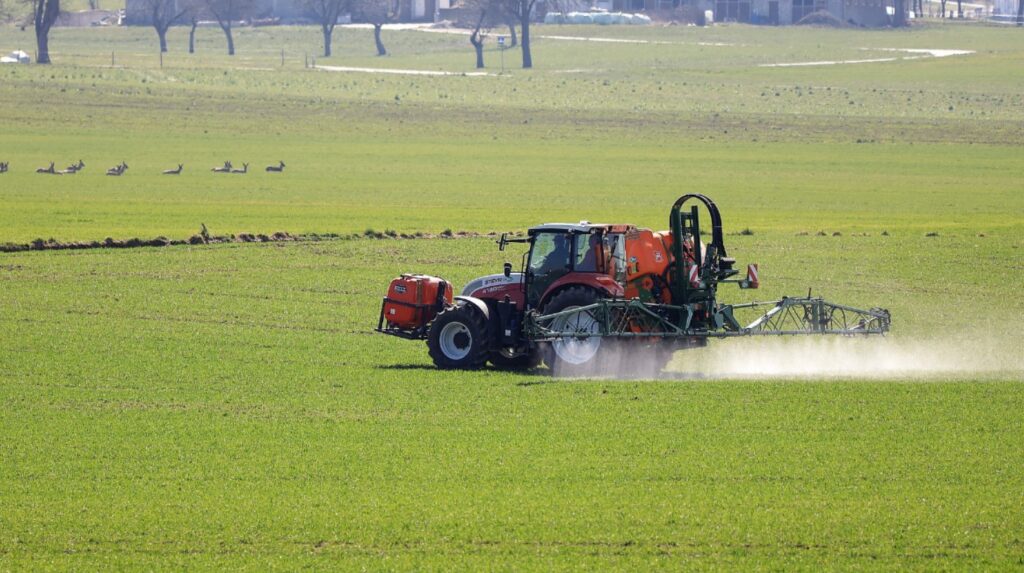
[163,164,183,175]
[230,163,248,174]
[0,162,8,173]
[60,159,85,174]
[265,161,285,173]
[36,162,58,174]
[106,162,128,176]
[211,161,232,173]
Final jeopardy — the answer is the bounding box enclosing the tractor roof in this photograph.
[529,222,621,234]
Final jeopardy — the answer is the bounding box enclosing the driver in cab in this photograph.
[535,233,571,275]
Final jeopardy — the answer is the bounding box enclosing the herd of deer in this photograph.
[210,160,286,174]
[0,160,285,176]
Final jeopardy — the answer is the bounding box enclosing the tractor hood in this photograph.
[461,273,523,297]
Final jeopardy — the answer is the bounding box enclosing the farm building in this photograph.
[607,0,889,25]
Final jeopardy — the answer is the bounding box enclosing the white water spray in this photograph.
[660,335,1023,380]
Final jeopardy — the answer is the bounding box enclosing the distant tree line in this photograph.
[9,0,547,67]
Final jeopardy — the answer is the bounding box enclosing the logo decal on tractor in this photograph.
[654,251,663,263]
[394,284,406,294]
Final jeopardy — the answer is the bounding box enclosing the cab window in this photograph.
[529,232,571,274]
[607,233,627,283]
[574,232,602,272]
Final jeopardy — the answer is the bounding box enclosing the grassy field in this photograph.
[1,20,1023,570]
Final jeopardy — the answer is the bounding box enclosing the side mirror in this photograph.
[503,262,512,278]
[497,233,508,251]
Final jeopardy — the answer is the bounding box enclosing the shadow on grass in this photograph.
[378,363,555,383]
[377,364,708,384]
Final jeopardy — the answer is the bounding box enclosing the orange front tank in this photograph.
[382,274,453,330]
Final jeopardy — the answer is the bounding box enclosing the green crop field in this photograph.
[1,20,1023,570]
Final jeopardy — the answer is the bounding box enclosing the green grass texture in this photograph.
[1,20,1023,570]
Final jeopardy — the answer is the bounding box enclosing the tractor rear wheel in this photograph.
[540,287,605,377]
[427,304,490,369]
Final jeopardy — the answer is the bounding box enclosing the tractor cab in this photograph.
[502,222,632,310]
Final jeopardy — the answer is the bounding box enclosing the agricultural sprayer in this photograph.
[377,194,890,376]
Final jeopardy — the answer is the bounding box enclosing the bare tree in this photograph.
[939,0,946,16]
[1017,0,1022,25]
[147,0,189,52]
[302,0,349,57]
[469,10,489,68]
[188,11,199,52]
[354,0,396,56]
[504,17,516,47]
[182,0,207,53]
[25,0,59,63]
[202,0,252,55]
[956,0,962,17]
[498,0,536,68]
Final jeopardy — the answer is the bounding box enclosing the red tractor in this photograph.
[377,194,889,375]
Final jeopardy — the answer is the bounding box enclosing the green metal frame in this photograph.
[525,297,890,342]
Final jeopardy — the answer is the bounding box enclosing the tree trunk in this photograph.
[892,0,906,25]
[373,23,386,56]
[956,0,962,16]
[189,20,197,53]
[36,26,51,64]
[507,20,517,47]
[520,12,531,69]
[220,22,235,55]
[157,26,168,52]
[1018,0,1023,25]
[322,24,333,57]
[470,32,484,68]
[34,0,59,65]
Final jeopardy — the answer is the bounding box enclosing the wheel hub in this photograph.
[550,305,601,365]
[439,321,473,360]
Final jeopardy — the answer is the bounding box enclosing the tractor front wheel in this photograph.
[427,304,490,369]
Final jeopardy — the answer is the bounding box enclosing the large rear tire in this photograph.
[540,287,605,377]
[427,304,490,369]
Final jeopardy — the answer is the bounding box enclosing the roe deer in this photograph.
[36,162,58,174]
[163,164,184,175]
[60,159,85,174]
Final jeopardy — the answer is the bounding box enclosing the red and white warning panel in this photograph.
[688,264,701,288]
[743,263,760,289]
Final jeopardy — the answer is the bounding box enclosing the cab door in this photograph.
[525,232,572,308]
